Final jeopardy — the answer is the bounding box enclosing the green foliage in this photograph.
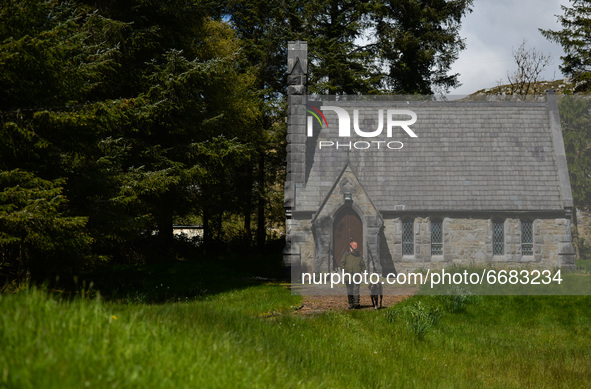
[303,0,381,94]
[0,1,119,109]
[441,292,469,313]
[387,300,441,339]
[0,170,92,283]
[437,285,474,313]
[0,0,121,282]
[541,0,591,92]
[373,0,474,94]
[224,0,474,95]
[0,0,263,283]
[558,95,591,212]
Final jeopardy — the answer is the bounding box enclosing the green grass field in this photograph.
[1,259,590,388]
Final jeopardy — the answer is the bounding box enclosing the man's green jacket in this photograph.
[341,251,366,274]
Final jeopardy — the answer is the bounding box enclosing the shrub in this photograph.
[0,170,92,286]
[387,300,441,340]
[438,285,474,313]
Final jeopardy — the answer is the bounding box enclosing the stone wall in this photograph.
[293,214,574,276]
[285,217,314,274]
[380,215,574,273]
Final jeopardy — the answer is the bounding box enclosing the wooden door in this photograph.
[333,208,363,268]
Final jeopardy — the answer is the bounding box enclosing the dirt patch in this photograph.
[293,294,412,315]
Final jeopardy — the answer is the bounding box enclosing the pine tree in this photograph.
[303,0,380,94]
[219,0,293,250]
[373,0,473,94]
[0,0,107,282]
[541,0,591,92]
[559,96,591,212]
[1,0,259,279]
[78,1,260,256]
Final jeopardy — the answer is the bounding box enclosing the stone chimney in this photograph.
[284,41,307,274]
[285,41,307,212]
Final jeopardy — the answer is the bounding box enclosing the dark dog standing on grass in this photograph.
[366,244,383,309]
[368,280,383,309]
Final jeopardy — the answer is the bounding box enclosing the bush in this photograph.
[0,170,92,287]
[438,285,474,313]
[387,300,441,340]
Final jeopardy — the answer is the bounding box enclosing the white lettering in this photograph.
[316,140,404,150]
[370,272,380,284]
[387,109,418,138]
[352,273,363,284]
[320,106,351,137]
[387,141,404,149]
[314,107,418,138]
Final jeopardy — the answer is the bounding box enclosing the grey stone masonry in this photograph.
[284,41,307,210]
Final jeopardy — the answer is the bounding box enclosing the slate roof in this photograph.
[295,95,573,212]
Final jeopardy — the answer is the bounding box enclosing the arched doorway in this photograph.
[333,207,363,268]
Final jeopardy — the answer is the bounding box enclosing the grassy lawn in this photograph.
[1,259,590,388]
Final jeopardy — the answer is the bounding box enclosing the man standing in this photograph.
[341,241,365,309]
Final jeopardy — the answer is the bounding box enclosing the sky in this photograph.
[449,0,570,95]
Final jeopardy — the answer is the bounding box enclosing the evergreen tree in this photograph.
[557,95,591,257]
[0,0,110,282]
[373,0,473,94]
[0,170,91,283]
[1,0,258,281]
[78,1,259,257]
[559,96,591,212]
[541,0,591,92]
[1,0,475,280]
[220,0,293,250]
[302,0,380,94]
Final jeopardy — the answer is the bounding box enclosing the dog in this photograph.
[368,281,383,309]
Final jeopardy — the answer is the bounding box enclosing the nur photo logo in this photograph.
[303,103,418,150]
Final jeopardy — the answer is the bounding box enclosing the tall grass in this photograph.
[386,300,442,340]
[1,260,590,388]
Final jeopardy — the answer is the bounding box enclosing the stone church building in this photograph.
[283,41,575,276]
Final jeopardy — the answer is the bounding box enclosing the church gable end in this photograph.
[310,164,383,273]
